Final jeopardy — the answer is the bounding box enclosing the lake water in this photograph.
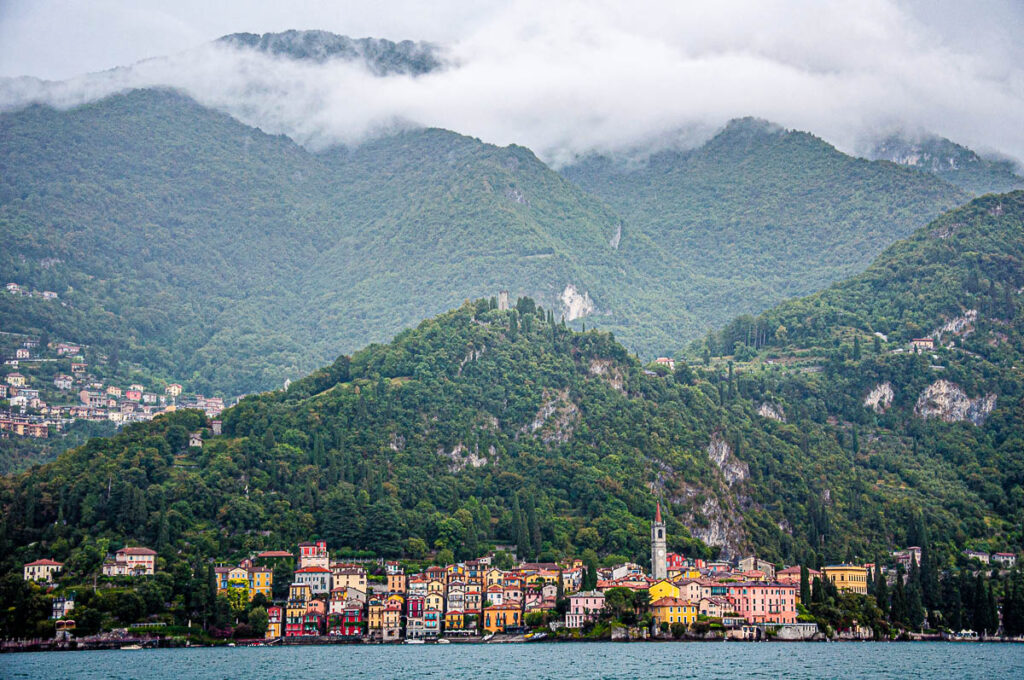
[3,642,1023,679]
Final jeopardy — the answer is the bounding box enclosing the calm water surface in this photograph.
[3,642,1023,679]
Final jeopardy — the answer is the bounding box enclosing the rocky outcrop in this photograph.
[914,380,996,425]
[707,432,749,487]
[864,382,894,413]
[674,491,746,558]
[609,223,622,249]
[519,388,579,444]
[440,443,495,472]
[559,284,594,321]
[935,309,977,342]
[757,402,786,422]
[588,358,625,393]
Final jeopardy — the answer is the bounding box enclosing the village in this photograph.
[17,504,1020,649]
[0,314,227,441]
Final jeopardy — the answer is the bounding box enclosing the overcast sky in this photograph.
[1,0,1022,163]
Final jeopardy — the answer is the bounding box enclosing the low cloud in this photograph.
[2,0,1022,165]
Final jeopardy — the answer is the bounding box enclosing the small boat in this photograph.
[120,644,142,650]
[482,633,495,642]
[436,638,450,644]
[227,643,236,647]
[404,638,425,644]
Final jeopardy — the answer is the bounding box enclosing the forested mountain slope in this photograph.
[3,193,1022,591]
[561,118,970,328]
[0,89,679,394]
[0,97,972,397]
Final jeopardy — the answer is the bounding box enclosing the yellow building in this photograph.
[425,592,445,612]
[648,579,681,601]
[485,569,504,587]
[248,567,273,599]
[367,601,384,632]
[445,610,465,631]
[427,579,445,595]
[483,603,521,633]
[650,597,697,628]
[822,564,868,595]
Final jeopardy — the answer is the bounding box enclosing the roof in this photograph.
[257,550,293,558]
[651,597,695,607]
[118,547,157,556]
[655,500,662,524]
[296,566,331,573]
[25,558,63,567]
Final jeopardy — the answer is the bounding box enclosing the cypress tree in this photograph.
[800,565,811,605]
[972,573,988,633]
[891,574,906,626]
[527,498,541,560]
[874,563,888,613]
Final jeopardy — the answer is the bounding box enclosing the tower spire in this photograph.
[655,500,662,524]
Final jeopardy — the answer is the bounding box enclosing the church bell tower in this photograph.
[651,500,667,580]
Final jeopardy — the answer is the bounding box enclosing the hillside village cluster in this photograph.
[22,504,1020,643]
[0,316,226,440]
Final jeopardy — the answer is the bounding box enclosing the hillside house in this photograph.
[71,362,86,374]
[15,348,29,359]
[911,338,935,352]
[189,432,203,448]
[125,389,142,402]
[993,553,1017,567]
[53,375,73,390]
[41,291,58,300]
[165,383,182,397]
[963,550,990,564]
[24,558,63,583]
[6,372,26,387]
[654,357,675,371]
[102,546,157,576]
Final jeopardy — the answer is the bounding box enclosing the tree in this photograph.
[249,606,269,637]
[800,565,811,605]
[1003,569,1024,636]
[363,499,405,556]
[874,563,888,614]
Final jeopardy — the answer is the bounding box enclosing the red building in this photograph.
[328,603,364,636]
[302,611,325,636]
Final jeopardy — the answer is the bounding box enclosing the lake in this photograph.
[3,642,1023,679]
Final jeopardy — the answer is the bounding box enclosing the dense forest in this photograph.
[3,193,1022,600]
[0,91,969,396]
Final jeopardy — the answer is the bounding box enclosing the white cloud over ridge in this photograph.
[1,0,1022,165]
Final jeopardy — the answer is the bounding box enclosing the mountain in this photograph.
[561,118,970,329]
[3,192,1022,600]
[0,97,977,401]
[868,133,1024,196]
[1,88,681,395]
[216,30,444,75]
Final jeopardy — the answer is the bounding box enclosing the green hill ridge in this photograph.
[3,193,1022,598]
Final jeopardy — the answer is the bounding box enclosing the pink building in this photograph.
[566,590,605,628]
[725,582,797,624]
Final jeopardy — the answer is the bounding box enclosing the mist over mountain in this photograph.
[217,30,444,75]
[2,3,1023,166]
[867,133,1024,196]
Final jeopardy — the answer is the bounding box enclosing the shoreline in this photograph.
[4,634,1022,654]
